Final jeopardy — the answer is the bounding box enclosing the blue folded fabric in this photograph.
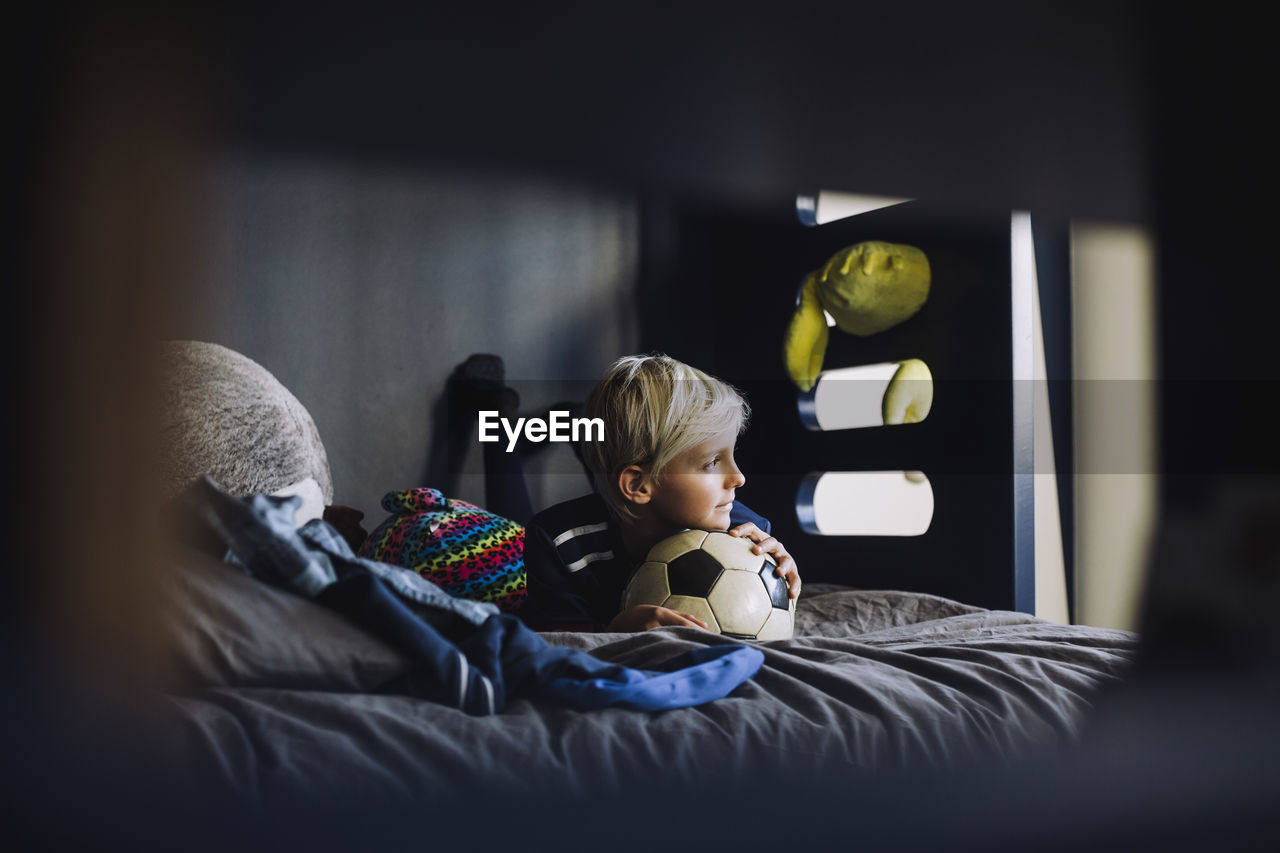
[540,645,766,712]
[452,605,763,712]
[176,477,764,715]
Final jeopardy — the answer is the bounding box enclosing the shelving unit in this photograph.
[635,196,1044,613]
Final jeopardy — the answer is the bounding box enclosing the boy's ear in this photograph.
[617,465,652,506]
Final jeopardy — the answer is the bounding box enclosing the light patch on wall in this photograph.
[192,152,639,520]
[797,471,934,536]
[1071,221,1157,631]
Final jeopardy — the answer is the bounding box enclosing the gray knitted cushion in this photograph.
[159,340,333,504]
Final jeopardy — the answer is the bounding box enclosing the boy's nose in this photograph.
[728,463,746,489]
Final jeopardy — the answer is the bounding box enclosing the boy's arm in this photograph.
[518,522,602,632]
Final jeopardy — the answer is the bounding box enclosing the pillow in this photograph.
[358,487,527,613]
[271,476,327,527]
[163,545,414,692]
[158,340,334,505]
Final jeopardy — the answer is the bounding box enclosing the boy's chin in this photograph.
[706,508,733,530]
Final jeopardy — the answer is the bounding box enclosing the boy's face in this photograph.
[647,427,746,534]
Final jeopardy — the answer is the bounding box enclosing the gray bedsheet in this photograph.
[163,564,1137,806]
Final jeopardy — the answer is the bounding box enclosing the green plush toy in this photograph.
[783,240,931,392]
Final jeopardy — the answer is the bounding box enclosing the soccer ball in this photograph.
[621,529,796,640]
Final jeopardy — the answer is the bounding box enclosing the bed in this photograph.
[138,336,1141,849]
[162,537,1136,807]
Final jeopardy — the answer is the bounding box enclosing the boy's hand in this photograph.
[607,604,709,633]
[728,522,802,599]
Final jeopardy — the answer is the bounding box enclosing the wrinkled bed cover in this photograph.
[168,585,1136,804]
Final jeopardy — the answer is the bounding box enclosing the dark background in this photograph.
[11,0,1279,849]
[16,2,1274,494]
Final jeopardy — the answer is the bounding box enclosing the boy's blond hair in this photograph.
[580,354,750,521]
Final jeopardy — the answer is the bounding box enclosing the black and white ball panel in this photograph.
[620,529,795,640]
[663,595,720,633]
[645,529,710,563]
[666,549,725,598]
[759,563,790,610]
[622,561,672,611]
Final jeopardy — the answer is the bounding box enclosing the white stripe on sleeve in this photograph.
[552,522,609,547]
[565,551,615,573]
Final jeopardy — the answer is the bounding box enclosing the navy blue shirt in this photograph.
[518,492,772,631]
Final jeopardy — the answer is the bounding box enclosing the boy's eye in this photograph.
[704,457,720,470]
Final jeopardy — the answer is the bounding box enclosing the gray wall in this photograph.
[171,152,639,522]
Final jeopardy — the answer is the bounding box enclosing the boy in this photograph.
[519,354,800,632]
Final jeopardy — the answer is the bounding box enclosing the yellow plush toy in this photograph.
[783,241,931,392]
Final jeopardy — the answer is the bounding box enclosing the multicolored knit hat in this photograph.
[358,487,526,613]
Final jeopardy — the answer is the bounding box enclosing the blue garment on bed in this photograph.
[177,477,764,715]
